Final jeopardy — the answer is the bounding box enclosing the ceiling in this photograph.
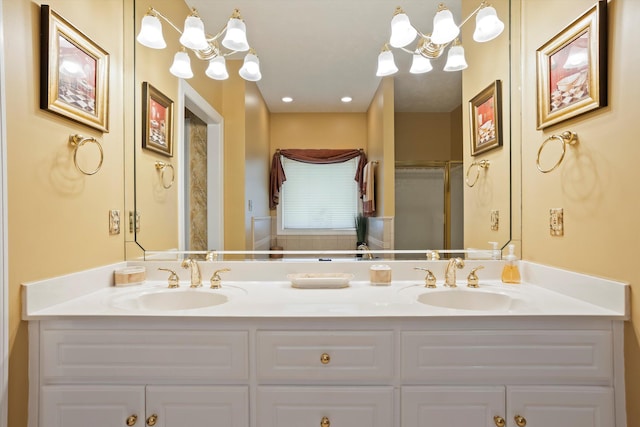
[186,0,463,113]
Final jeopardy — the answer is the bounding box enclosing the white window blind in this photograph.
[280,157,358,230]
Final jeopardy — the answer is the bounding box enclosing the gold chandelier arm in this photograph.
[146,7,183,35]
[458,1,489,28]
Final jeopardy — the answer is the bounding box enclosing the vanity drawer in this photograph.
[257,386,394,427]
[256,330,394,383]
[41,329,249,383]
[401,330,613,385]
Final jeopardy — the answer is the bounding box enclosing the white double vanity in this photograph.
[22,259,628,427]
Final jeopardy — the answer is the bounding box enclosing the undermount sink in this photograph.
[417,289,513,311]
[137,290,228,310]
[112,288,229,311]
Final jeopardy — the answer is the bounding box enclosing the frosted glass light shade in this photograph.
[222,18,250,51]
[239,53,261,81]
[205,56,229,80]
[443,43,468,71]
[473,6,504,42]
[376,50,398,76]
[169,51,194,79]
[390,12,417,48]
[431,7,459,45]
[137,14,166,49]
[410,54,433,74]
[180,15,209,50]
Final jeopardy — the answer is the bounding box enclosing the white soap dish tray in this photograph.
[287,273,354,289]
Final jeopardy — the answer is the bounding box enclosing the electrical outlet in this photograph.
[109,210,121,235]
[490,210,499,231]
[550,208,563,236]
[129,210,141,233]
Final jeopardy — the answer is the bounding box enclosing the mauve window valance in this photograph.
[269,149,368,210]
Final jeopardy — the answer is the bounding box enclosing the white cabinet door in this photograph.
[401,386,505,427]
[145,385,249,427]
[40,385,145,427]
[507,386,615,427]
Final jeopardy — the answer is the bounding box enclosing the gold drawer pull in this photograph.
[514,415,527,427]
[320,416,331,427]
[493,415,505,427]
[146,414,158,426]
[320,353,331,364]
[126,415,138,426]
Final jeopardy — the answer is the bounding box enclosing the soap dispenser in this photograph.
[489,241,500,260]
[501,244,521,284]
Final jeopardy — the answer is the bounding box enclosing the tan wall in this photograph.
[519,0,639,423]
[462,0,512,250]
[269,113,367,152]
[222,60,247,251]
[244,80,270,249]
[395,110,463,162]
[450,105,463,160]
[5,1,127,425]
[366,77,395,217]
[133,0,223,253]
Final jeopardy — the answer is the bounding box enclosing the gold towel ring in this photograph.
[69,134,103,176]
[155,161,175,189]
[536,131,578,173]
[465,159,490,187]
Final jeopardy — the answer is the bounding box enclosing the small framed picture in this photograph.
[469,80,503,156]
[536,0,608,129]
[142,82,174,157]
[39,5,110,132]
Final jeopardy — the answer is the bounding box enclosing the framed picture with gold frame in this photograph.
[469,80,503,156]
[142,82,174,157]
[40,5,110,132]
[536,0,607,130]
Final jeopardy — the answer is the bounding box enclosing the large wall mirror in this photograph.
[128,0,518,260]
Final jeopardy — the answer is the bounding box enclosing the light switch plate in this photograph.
[490,210,499,231]
[550,208,563,236]
[109,210,121,235]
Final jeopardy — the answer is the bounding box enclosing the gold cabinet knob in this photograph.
[320,416,331,427]
[514,415,527,427]
[493,415,505,427]
[146,414,158,426]
[126,415,138,426]
[320,353,331,364]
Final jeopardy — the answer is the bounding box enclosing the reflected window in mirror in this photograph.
[278,157,358,233]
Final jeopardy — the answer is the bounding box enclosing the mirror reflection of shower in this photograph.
[394,162,463,253]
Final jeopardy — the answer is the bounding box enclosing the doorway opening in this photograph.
[178,81,224,251]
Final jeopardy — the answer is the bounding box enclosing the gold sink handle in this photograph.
[158,268,179,288]
[414,267,437,288]
[467,266,485,288]
[210,268,231,289]
[320,416,331,427]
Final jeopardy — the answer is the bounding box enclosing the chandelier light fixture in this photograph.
[376,1,504,76]
[137,7,262,82]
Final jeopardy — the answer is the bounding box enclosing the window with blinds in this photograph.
[279,157,358,231]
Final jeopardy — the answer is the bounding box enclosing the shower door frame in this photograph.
[395,160,463,250]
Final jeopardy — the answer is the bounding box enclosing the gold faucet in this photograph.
[357,243,374,260]
[444,257,464,287]
[210,268,230,289]
[181,258,202,288]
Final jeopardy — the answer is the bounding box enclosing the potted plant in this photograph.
[355,214,368,249]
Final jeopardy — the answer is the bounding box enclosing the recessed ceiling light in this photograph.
[341,96,353,103]
[282,97,293,103]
